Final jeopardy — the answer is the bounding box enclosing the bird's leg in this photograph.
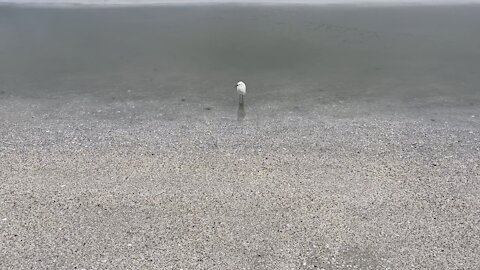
[240,95,244,105]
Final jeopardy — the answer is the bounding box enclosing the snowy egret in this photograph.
[236,81,246,105]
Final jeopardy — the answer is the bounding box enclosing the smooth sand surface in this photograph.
[1,5,480,269]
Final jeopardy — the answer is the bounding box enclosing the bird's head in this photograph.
[236,81,245,87]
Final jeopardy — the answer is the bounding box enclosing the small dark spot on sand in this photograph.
[432,163,438,167]
[181,98,186,102]
[431,119,435,122]
[0,90,5,95]
[151,153,155,156]
[294,106,300,110]
[204,107,211,111]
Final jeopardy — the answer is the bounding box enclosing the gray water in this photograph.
[1,4,480,105]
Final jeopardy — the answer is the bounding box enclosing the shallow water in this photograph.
[1,4,480,105]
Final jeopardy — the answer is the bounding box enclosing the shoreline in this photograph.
[1,1,480,8]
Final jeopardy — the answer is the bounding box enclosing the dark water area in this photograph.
[1,4,480,105]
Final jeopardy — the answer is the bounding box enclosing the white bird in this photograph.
[236,81,246,105]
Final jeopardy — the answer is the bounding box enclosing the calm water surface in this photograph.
[0,4,479,104]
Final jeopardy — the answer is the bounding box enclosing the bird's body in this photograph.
[236,81,246,104]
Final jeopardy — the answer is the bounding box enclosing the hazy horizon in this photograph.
[2,0,480,6]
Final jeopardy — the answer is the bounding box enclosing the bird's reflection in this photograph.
[237,103,246,122]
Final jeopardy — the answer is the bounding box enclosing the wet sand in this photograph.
[1,4,480,269]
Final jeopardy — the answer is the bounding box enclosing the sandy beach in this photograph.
[1,4,480,269]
